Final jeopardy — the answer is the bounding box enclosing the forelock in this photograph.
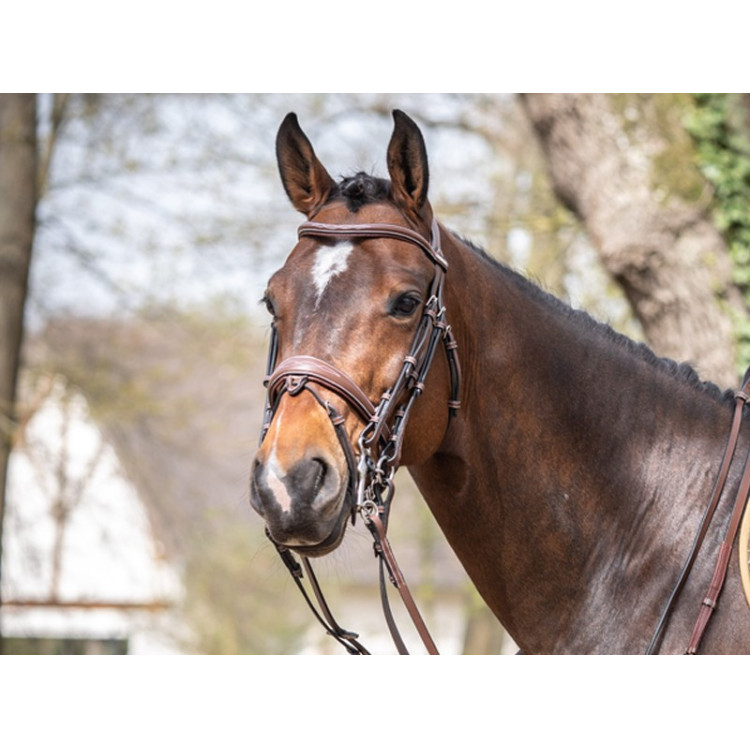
[330,172,391,212]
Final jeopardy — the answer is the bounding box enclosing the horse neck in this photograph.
[410,228,738,653]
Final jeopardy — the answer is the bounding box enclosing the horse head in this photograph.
[250,111,459,557]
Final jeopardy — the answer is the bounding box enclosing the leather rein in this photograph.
[647,366,750,654]
[259,217,460,655]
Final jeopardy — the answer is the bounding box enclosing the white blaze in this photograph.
[268,412,293,513]
[311,242,354,308]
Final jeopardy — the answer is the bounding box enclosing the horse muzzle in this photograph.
[250,453,350,555]
[250,387,355,555]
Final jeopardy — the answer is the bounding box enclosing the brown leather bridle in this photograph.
[259,217,460,655]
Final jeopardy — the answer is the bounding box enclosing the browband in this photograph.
[298,218,448,271]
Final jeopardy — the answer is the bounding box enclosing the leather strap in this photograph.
[266,355,377,426]
[265,531,370,654]
[679,367,750,653]
[300,557,371,654]
[366,514,440,654]
[378,557,409,655]
[299,218,448,270]
[686,441,750,653]
[647,373,750,653]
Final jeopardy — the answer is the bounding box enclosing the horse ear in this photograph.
[387,110,430,220]
[276,113,336,216]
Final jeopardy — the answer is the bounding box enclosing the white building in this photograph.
[2,376,182,654]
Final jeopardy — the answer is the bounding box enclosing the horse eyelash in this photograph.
[260,293,277,318]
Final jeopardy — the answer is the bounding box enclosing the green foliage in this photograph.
[685,94,750,368]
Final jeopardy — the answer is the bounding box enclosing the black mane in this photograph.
[454,231,735,407]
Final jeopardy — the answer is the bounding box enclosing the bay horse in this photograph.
[250,109,750,654]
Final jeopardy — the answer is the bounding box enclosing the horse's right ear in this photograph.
[387,110,430,224]
[276,113,336,217]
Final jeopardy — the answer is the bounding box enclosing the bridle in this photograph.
[259,217,461,654]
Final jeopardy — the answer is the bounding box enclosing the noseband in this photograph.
[259,217,461,654]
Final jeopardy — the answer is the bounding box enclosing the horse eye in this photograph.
[261,294,277,319]
[390,294,421,318]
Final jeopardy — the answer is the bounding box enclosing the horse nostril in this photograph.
[283,456,334,506]
[293,457,329,503]
[311,458,327,499]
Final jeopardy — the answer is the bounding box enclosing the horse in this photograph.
[250,109,750,654]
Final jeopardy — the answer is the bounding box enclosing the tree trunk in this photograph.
[0,94,37,647]
[520,93,743,387]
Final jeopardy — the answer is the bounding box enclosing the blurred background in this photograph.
[2,93,749,654]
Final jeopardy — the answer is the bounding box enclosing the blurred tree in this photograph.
[20,377,106,599]
[520,93,746,387]
[0,94,37,648]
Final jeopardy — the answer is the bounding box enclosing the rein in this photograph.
[260,217,460,654]
[647,366,750,654]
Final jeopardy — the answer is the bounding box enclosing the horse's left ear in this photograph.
[387,110,431,222]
